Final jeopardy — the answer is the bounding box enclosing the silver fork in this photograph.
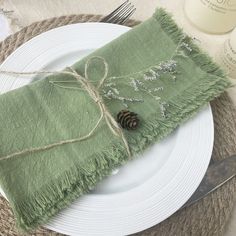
[100,0,136,24]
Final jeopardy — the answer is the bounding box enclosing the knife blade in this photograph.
[181,154,236,209]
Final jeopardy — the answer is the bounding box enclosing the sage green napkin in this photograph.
[0,8,231,232]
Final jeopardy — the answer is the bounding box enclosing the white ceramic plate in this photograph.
[0,23,214,236]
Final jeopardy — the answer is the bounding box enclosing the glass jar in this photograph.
[184,0,236,34]
[217,28,236,78]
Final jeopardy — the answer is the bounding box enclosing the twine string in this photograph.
[0,56,131,161]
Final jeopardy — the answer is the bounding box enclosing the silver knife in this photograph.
[181,155,236,209]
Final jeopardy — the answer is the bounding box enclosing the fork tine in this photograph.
[105,2,132,23]
[100,0,129,22]
[104,2,131,23]
[118,8,136,24]
[117,5,134,23]
[113,4,135,24]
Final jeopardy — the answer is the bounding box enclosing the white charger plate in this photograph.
[0,23,214,236]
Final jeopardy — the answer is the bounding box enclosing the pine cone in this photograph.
[117,110,139,130]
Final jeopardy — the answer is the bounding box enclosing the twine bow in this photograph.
[0,56,131,161]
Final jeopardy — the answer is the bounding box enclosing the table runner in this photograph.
[0,13,235,236]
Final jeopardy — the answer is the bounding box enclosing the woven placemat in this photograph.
[0,14,236,236]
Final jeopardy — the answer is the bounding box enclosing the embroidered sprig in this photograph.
[100,36,192,117]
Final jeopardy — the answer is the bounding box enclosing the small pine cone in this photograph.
[117,110,139,130]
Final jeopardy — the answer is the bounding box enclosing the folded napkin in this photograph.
[0,8,231,232]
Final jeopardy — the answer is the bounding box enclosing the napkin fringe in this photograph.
[128,76,230,155]
[153,8,226,78]
[13,143,128,232]
[11,8,231,232]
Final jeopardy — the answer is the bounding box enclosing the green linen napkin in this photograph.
[0,8,231,232]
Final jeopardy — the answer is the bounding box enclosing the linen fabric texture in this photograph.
[0,9,230,231]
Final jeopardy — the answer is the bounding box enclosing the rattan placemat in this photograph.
[0,14,236,236]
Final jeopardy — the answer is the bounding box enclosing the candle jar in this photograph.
[184,0,236,34]
[217,28,236,78]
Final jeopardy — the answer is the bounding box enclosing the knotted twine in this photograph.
[0,56,131,161]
